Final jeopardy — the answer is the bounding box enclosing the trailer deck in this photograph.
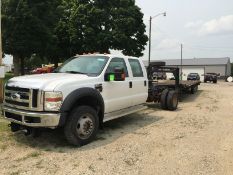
[153,80,201,90]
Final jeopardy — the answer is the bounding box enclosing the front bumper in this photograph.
[2,105,60,128]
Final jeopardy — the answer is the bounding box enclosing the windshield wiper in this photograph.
[65,71,86,74]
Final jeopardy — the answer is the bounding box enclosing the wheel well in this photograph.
[71,96,104,125]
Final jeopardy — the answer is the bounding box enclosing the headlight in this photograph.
[44,91,63,111]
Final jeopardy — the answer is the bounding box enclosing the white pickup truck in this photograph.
[2,54,179,146]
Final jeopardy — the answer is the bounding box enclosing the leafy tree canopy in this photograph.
[2,0,61,58]
[2,0,148,75]
[58,0,148,57]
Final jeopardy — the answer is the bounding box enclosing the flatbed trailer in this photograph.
[147,63,201,104]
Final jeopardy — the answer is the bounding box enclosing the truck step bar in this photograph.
[103,105,147,122]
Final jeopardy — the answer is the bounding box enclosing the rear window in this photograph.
[128,59,144,77]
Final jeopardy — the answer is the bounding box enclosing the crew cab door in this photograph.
[102,57,133,113]
[128,58,148,106]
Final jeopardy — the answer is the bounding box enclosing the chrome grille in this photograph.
[4,86,43,111]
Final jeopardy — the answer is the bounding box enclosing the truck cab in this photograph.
[2,54,148,146]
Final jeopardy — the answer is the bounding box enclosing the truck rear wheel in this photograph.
[64,106,99,146]
[160,89,169,110]
[166,90,178,111]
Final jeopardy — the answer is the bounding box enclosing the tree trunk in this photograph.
[20,57,25,75]
[13,55,21,76]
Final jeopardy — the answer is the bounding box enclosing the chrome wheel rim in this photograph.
[76,114,94,139]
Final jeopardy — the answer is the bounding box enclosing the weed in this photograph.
[10,170,21,175]
[17,151,42,161]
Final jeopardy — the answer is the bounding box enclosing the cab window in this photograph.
[129,59,144,77]
[106,58,128,77]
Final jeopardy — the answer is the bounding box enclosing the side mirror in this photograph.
[105,68,125,81]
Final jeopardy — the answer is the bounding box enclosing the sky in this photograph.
[133,0,233,62]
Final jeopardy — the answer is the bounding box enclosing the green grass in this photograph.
[0,120,11,151]
[0,121,9,133]
[4,72,14,84]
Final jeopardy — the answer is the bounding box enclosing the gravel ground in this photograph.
[1,81,233,175]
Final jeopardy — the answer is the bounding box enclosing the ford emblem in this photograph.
[11,93,21,100]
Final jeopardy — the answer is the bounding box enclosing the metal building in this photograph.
[144,57,231,81]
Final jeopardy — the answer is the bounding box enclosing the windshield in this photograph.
[189,73,198,76]
[56,56,109,76]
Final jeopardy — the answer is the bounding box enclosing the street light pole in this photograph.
[148,12,166,66]
[181,44,183,80]
[148,16,152,66]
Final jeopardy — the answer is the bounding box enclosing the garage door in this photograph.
[182,67,205,81]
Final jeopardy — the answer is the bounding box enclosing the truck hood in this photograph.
[7,73,94,91]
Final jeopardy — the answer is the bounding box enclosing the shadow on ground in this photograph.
[179,90,204,103]
[12,110,163,152]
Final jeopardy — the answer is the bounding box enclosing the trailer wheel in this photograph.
[160,89,169,110]
[167,90,179,111]
[191,86,198,94]
[64,106,99,146]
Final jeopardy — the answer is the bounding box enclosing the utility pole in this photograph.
[180,44,183,80]
[148,16,152,66]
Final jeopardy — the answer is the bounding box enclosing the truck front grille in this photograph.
[5,99,29,107]
[5,112,22,122]
[4,86,43,111]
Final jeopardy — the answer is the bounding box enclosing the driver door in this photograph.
[102,57,133,113]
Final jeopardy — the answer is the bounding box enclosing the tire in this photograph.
[166,90,179,111]
[160,89,169,110]
[195,85,198,92]
[213,80,217,84]
[191,86,198,94]
[64,106,99,146]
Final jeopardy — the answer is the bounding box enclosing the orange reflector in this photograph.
[45,97,62,102]
[121,73,125,80]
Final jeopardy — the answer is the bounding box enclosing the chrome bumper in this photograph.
[2,105,60,128]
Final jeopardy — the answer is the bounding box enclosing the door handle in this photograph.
[129,81,132,88]
[144,80,147,87]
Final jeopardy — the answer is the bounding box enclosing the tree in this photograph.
[58,0,148,57]
[2,0,148,76]
[2,0,62,75]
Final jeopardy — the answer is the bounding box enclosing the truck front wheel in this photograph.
[64,106,99,146]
